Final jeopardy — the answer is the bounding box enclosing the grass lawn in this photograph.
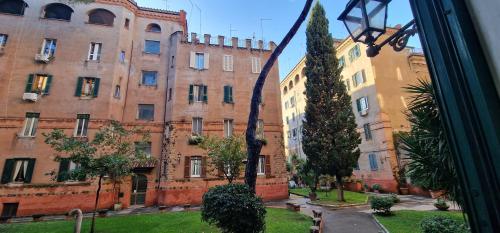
[375,210,467,233]
[289,188,368,205]
[0,208,310,233]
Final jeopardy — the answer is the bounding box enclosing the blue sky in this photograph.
[136,0,420,79]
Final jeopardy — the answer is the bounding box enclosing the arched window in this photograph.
[289,81,294,90]
[44,3,73,21]
[301,68,306,78]
[283,86,288,95]
[0,0,28,15]
[294,75,300,84]
[146,23,161,33]
[88,9,115,26]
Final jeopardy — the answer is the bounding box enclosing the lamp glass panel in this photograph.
[366,0,387,31]
[344,1,366,39]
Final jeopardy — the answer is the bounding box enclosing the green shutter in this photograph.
[24,158,36,183]
[25,74,34,93]
[203,85,208,103]
[75,77,83,97]
[57,158,70,182]
[223,86,229,103]
[43,75,53,95]
[93,78,100,97]
[356,99,361,112]
[229,86,233,102]
[188,85,194,103]
[1,159,15,184]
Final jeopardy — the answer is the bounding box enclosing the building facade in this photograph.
[0,0,287,218]
[281,28,429,192]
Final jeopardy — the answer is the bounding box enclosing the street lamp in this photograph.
[338,0,417,57]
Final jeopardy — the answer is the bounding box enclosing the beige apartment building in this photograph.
[0,0,287,218]
[281,28,429,192]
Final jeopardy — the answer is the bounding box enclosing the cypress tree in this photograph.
[302,3,361,201]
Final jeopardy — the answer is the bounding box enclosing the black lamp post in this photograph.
[338,0,417,57]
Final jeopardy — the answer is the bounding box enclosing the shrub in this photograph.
[390,193,400,203]
[434,198,450,211]
[188,135,204,145]
[372,184,381,191]
[420,215,469,233]
[201,183,266,233]
[370,196,394,215]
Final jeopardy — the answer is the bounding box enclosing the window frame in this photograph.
[363,123,372,140]
[0,0,28,16]
[80,77,98,97]
[195,53,205,70]
[135,142,152,158]
[88,42,102,61]
[190,156,202,177]
[0,34,8,47]
[192,117,203,136]
[223,119,234,138]
[74,114,90,137]
[257,156,265,175]
[369,153,379,171]
[223,55,234,71]
[21,113,39,137]
[114,85,121,99]
[251,57,262,74]
[256,119,264,139]
[141,70,158,86]
[144,40,160,55]
[43,3,73,21]
[87,8,115,26]
[137,104,155,121]
[41,38,57,57]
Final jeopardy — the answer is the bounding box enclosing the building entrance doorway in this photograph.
[130,174,147,206]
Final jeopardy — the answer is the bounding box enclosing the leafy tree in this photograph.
[399,79,462,206]
[302,3,361,202]
[44,121,151,233]
[199,135,246,183]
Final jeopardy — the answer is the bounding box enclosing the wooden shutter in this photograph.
[57,158,70,182]
[201,157,207,178]
[365,97,369,109]
[44,75,53,95]
[356,98,361,112]
[93,78,100,97]
[189,52,195,68]
[25,74,34,93]
[229,56,233,71]
[24,158,36,183]
[229,86,233,102]
[75,77,83,96]
[184,156,191,178]
[188,85,194,103]
[204,53,210,69]
[202,85,208,103]
[1,159,15,184]
[265,155,271,177]
[223,86,229,102]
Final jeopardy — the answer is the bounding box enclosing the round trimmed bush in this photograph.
[420,215,469,233]
[201,183,266,233]
[370,196,394,215]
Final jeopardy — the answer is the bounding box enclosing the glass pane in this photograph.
[142,71,157,85]
[145,40,160,54]
[344,1,366,39]
[366,0,386,30]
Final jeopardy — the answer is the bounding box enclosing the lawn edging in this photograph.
[371,213,390,233]
[306,196,369,209]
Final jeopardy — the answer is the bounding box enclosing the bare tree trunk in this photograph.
[336,175,345,202]
[90,175,103,233]
[245,0,314,193]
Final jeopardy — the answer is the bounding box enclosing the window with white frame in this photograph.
[348,44,361,62]
[88,42,102,61]
[339,56,346,68]
[74,114,89,137]
[223,55,233,71]
[192,117,203,135]
[256,119,264,139]
[345,79,351,91]
[352,70,366,87]
[195,53,205,69]
[41,39,57,57]
[10,159,31,183]
[0,34,8,47]
[257,156,265,175]
[251,57,261,74]
[190,156,202,177]
[356,97,369,112]
[287,130,291,138]
[21,113,39,137]
[224,119,233,138]
[363,123,372,140]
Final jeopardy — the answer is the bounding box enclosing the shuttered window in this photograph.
[363,123,372,140]
[251,57,261,74]
[223,86,233,103]
[25,74,52,95]
[1,158,36,184]
[223,55,233,71]
[57,158,83,182]
[352,70,366,87]
[188,85,208,103]
[190,156,202,177]
[369,154,378,171]
[75,77,100,98]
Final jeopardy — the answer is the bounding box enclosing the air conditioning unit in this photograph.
[22,93,39,102]
[360,109,368,116]
[35,54,51,63]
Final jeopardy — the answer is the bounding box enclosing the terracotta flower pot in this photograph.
[399,187,409,195]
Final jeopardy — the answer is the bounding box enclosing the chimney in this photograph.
[258,40,263,50]
[246,39,252,49]
[190,33,197,43]
[218,35,224,47]
[204,34,210,45]
[270,41,277,51]
[232,37,238,48]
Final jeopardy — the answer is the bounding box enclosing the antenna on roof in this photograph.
[260,18,271,42]
[163,0,168,10]
[188,0,202,35]
[229,24,237,38]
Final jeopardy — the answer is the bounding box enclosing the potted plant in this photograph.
[372,184,381,193]
[188,135,204,145]
[363,183,370,192]
[434,198,450,211]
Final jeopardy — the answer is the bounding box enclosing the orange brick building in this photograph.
[0,0,287,218]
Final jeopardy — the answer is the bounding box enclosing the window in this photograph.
[223,85,233,103]
[290,96,296,107]
[292,128,297,139]
[223,55,233,71]
[286,116,289,125]
[190,156,202,177]
[289,81,294,90]
[188,85,208,103]
[39,39,57,58]
[135,142,152,157]
[114,85,121,98]
[352,70,366,87]
[124,18,130,29]
[284,101,289,109]
[21,112,39,137]
[224,119,233,138]
[369,154,378,171]
[283,86,288,95]
[0,0,28,16]
[256,119,264,139]
[25,74,52,95]
[75,77,100,97]
[292,113,296,122]
[195,53,205,69]
[251,57,261,73]
[257,156,265,175]
[192,117,203,135]
[345,79,351,91]
[146,23,161,32]
[138,104,154,121]
[0,34,7,47]
[119,51,125,63]
[88,42,102,61]
[1,158,35,184]
[144,40,160,54]
[1,203,19,218]
[363,123,372,140]
[294,75,300,84]
[43,3,73,21]
[88,9,115,26]
[339,56,345,68]
[141,71,157,86]
[356,97,369,112]
[348,44,361,62]
[168,88,172,101]
[74,114,89,137]
[170,55,175,68]
[57,159,83,182]
[190,52,209,70]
